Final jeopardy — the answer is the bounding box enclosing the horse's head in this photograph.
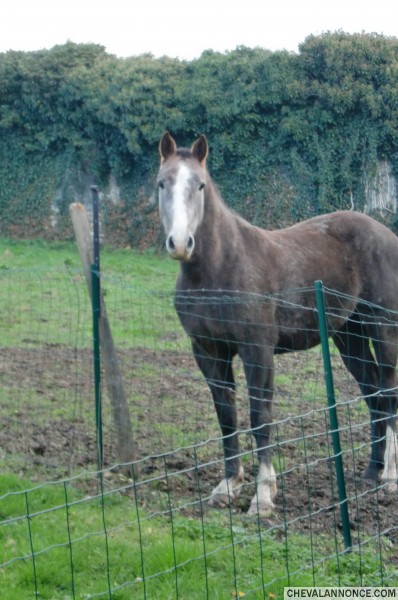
[157,132,208,261]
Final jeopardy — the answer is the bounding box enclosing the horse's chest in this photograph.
[174,289,275,344]
[175,294,230,338]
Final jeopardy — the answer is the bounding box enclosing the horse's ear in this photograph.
[159,131,177,163]
[191,134,208,167]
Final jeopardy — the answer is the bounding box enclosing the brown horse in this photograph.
[157,131,398,515]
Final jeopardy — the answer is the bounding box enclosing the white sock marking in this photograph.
[209,464,244,505]
[248,462,277,515]
[381,424,397,491]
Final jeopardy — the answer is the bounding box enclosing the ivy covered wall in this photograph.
[1,33,398,246]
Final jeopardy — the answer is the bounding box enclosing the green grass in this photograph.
[1,473,396,599]
[0,238,177,278]
[0,237,182,349]
[1,239,397,598]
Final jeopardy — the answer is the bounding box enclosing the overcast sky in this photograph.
[2,0,398,60]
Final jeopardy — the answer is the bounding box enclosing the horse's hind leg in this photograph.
[333,321,381,480]
[334,317,398,489]
[192,339,243,507]
[371,324,398,491]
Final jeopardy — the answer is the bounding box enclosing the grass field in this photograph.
[0,238,180,348]
[1,469,396,599]
[0,238,397,599]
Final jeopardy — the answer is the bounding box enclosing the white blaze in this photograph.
[170,163,191,244]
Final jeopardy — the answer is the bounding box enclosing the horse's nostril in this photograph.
[167,236,175,252]
[187,236,194,251]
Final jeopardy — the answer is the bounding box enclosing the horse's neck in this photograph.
[202,179,230,232]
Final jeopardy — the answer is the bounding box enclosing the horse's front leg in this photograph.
[192,339,243,507]
[241,347,277,516]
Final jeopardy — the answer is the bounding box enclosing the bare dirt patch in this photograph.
[0,345,397,550]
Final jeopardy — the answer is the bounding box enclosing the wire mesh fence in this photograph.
[0,265,397,599]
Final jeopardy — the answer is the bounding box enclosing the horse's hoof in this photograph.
[208,473,243,509]
[363,465,381,482]
[247,500,275,517]
[208,492,231,508]
[381,479,397,493]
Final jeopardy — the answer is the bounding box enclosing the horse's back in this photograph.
[271,211,398,307]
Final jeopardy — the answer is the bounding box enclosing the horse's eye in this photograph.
[199,182,205,191]
[158,181,164,190]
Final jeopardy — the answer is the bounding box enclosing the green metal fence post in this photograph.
[314,280,352,551]
[91,186,103,472]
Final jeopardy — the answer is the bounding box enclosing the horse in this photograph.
[157,131,398,515]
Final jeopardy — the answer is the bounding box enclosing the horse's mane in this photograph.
[205,171,250,228]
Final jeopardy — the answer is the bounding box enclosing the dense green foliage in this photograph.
[1,33,398,245]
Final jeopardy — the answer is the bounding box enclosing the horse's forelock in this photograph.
[175,148,192,160]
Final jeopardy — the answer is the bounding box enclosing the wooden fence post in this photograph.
[69,202,136,474]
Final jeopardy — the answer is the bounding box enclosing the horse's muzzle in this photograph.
[166,234,195,261]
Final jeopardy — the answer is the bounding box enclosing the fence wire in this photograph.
[0,267,397,599]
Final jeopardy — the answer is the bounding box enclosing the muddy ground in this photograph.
[0,344,397,555]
